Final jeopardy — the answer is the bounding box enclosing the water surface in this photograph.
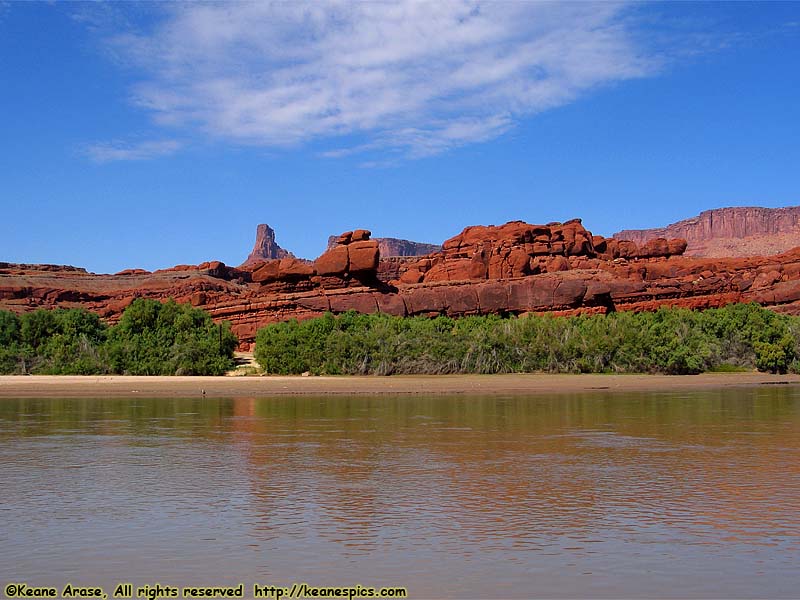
[1,388,799,598]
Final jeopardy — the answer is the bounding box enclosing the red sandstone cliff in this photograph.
[6,216,800,351]
[614,206,800,258]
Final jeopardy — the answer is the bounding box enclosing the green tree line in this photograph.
[254,304,800,376]
[0,299,237,375]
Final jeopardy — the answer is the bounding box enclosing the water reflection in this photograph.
[1,389,799,598]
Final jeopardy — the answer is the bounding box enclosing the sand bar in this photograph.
[1,372,800,397]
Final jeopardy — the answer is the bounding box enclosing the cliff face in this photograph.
[327,235,440,257]
[614,206,800,257]
[240,224,293,266]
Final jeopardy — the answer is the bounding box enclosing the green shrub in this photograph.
[0,311,21,374]
[106,299,237,375]
[254,304,800,376]
[0,301,237,375]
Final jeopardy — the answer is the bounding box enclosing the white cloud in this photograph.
[103,1,657,160]
[84,139,182,163]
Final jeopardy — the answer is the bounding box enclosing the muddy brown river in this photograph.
[1,388,798,598]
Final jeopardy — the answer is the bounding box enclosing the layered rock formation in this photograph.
[240,224,294,267]
[4,218,800,351]
[615,206,800,258]
[327,235,440,257]
[394,220,687,285]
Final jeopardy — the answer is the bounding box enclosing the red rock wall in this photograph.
[5,219,800,351]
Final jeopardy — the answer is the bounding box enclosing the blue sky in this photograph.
[1,1,799,273]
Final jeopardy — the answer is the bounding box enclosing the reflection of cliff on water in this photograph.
[3,389,798,560]
[228,391,800,557]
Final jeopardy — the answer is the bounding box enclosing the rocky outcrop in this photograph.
[5,218,800,351]
[316,230,380,276]
[615,206,800,258]
[251,257,314,284]
[328,235,440,257]
[240,224,294,267]
[241,229,381,291]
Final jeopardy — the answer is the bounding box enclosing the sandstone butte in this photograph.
[4,218,800,350]
[614,205,800,258]
[240,223,294,267]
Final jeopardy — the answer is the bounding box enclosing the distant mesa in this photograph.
[614,206,800,258]
[327,234,440,257]
[240,224,294,267]
[0,262,88,274]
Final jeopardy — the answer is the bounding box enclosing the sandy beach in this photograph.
[1,372,799,397]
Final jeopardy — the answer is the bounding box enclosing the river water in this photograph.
[1,388,799,598]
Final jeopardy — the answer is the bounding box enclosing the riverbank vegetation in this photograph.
[3,301,797,377]
[254,303,800,376]
[0,299,237,375]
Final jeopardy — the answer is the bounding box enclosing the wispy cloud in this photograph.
[101,1,658,161]
[84,139,182,163]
